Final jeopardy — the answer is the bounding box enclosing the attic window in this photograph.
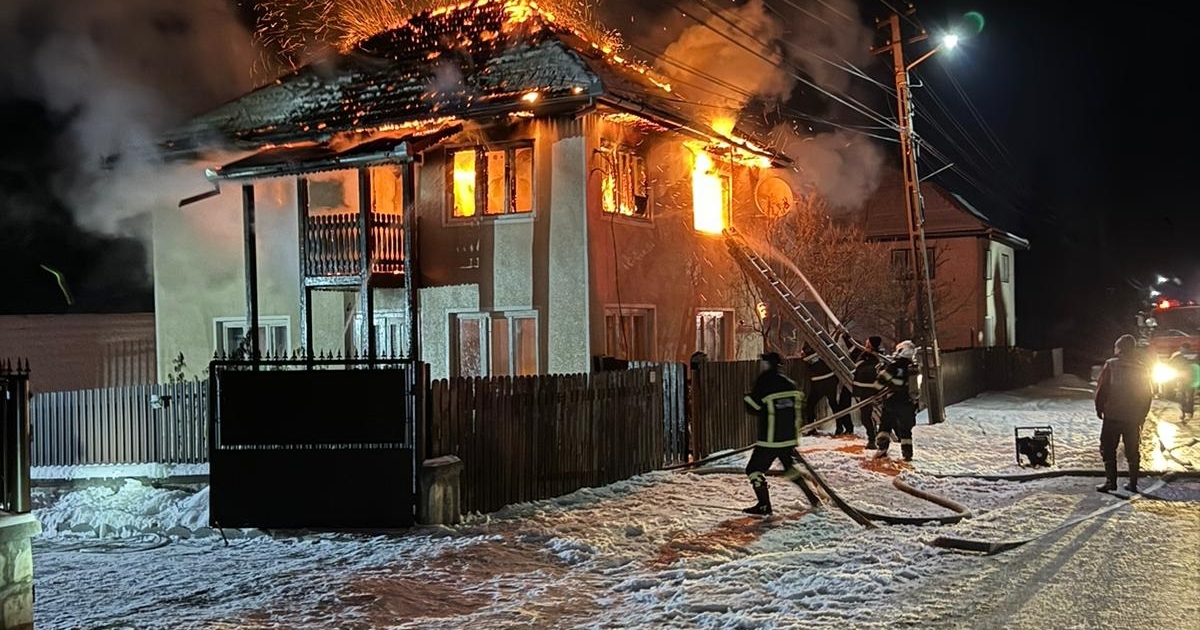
[600,141,649,219]
[450,144,533,218]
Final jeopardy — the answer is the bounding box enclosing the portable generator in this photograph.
[1014,426,1055,468]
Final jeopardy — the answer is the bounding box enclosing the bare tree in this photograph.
[735,191,966,352]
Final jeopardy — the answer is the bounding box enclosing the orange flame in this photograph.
[452,150,477,217]
[692,151,727,234]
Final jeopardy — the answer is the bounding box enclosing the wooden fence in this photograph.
[31,380,208,467]
[690,358,812,460]
[428,365,681,514]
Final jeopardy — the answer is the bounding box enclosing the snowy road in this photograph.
[31,376,1200,629]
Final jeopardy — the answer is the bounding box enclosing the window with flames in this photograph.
[600,141,650,219]
[450,144,534,218]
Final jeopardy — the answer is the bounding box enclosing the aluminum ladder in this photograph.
[724,227,856,388]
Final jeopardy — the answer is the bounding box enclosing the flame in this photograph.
[711,117,736,137]
[522,91,540,103]
[452,150,477,217]
[692,151,727,235]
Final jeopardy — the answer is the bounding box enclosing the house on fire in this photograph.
[155,0,795,380]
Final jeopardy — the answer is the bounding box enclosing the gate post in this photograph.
[0,360,32,514]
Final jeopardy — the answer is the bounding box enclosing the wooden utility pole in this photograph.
[874,8,946,424]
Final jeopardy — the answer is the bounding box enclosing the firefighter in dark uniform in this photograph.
[802,346,847,435]
[876,340,919,461]
[741,352,806,515]
[852,335,885,450]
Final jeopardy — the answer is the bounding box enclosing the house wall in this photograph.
[984,239,1017,346]
[0,314,155,392]
[414,118,590,378]
[583,115,763,364]
[926,236,983,351]
[153,178,308,381]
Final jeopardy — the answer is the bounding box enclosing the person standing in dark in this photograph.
[1170,344,1194,418]
[1094,334,1153,493]
[875,340,918,461]
[852,335,885,450]
[833,334,857,436]
[802,345,846,435]
[741,352,806,515]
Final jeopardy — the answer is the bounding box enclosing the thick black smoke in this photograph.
[0,0,252,313]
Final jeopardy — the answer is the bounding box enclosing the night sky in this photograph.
[0,0,1192,369]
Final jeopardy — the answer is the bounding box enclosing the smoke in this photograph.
[0,0,255,311]
[772,126,884,211]
[607,0,885,212]
[656,0,791,118]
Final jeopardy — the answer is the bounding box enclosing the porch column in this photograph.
[296,177,314,361]
[357,168,376,360]
[401,159,418,360]
[242,183,260,364]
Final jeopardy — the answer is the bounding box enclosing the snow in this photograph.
[32,462,209,481]
[31,377,1200,629]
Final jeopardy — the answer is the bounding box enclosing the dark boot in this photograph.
[874,432,891,459]
[1096,460,1118,492]
[901,443,913,461]
[1125,460,1139,493]
[864,416,878,449]
[743,482,772,515]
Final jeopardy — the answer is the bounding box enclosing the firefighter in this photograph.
[1094,334,1153,493]
[833,334,857,436]
[852,335,885,450]
[741,352,806,515]
[802,346,846,435]
[875,340,918,461]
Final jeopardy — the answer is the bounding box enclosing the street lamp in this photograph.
[872,13,965,425]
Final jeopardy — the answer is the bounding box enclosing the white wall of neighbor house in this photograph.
[983,239,1017,347]
[153,176,304,381]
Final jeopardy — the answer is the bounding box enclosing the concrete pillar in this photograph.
[418,455,464,525]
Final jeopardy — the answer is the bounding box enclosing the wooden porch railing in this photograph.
[304,211,404,277]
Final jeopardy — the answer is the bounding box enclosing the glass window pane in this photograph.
[485,150,507,215]
[513,147,533,213]
[513,317,537,375]
[271,326,288,355]
[452,150,476,218]
[457,317,483,377]
[491,316,510,377]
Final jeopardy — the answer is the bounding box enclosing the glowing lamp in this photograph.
[942,34,959,49]
[1159,299,1173,310]
[1152,362,1179,385]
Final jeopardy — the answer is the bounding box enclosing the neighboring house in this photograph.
[862,170,1030,349]
[0,313,156,392]
[155,0,790,380]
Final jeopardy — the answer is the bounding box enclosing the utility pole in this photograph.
[873,7,947,425]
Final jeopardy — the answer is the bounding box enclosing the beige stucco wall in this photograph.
[153,178,303,381]
[419,284,481,379]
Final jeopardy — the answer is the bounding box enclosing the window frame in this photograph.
[599,140,652,221]
[450,310,540,377]
[213,316,291,357]
[446,141,535,221]
[1001,252,1011,283]
[985,249,993,280]
[603,305,656,361]
[695,309,734,361]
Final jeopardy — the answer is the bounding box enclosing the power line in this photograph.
[939,61,1018,170]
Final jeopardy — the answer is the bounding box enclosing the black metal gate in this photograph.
[208,358,426,529]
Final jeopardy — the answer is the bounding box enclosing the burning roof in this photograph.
[167,0,679,150]
[164,0,784,167]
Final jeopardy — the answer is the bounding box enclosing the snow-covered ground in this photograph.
[31,376,1200,629]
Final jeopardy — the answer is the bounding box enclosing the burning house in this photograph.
[157,0,791,379]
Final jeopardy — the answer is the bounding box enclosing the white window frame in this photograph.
[603,305,656,361]
[599,140,651,220]
[213,316,291,357]
[352,309,410,358]
[447,142,535,221]
[695,309,734,361]
[1001,252,1011,283]
[451,310,539,377]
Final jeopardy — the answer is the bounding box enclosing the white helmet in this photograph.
[894,340,917,360]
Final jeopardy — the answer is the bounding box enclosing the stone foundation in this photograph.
[0,514,39,630]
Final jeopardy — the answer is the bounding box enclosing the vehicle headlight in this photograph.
[1152,363,1179,385]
